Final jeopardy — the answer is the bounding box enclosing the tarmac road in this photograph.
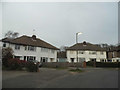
[2,68,118,88]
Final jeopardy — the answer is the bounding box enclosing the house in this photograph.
[107,45,120,62]
[57,51,67,62]
[1,35,59,62]
[66,41,107,63]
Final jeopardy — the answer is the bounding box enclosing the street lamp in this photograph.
[76,32,82,69]
[76,32,82,44]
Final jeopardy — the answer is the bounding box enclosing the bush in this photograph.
[7,58,25,70]
[26,61,39,72]
[2,47,13,67]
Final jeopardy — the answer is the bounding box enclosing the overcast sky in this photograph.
[2,2,118,48]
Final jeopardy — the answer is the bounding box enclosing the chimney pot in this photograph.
[32,35,36,40]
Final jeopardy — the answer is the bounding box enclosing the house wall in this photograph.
[1,42,57,62]
[107,51,118,59]
[67,50,107,62]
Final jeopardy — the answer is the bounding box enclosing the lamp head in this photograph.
[77,32,82,35]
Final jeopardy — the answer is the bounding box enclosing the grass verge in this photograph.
[69,69,84,73]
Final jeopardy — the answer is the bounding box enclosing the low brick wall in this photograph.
[42,62,83,68]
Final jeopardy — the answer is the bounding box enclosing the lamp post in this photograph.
[76,32,82,69]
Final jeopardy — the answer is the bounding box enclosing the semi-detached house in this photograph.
[66,41,107,63]
[1,35,59,62]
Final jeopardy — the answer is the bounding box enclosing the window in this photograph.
[15,45,20,50]
[24,56,26,60]
[28,46,36,51]
[117,60,119,62]
[41,57,48,62]
[107,60,112,62]
[26,56,36,61]
[25,46,27,50]
[90,58,96,62]
[78,51,85,54]
[89,51,96,55]
[3,43,6,47]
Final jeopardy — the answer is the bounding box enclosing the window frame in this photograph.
[15,44,20,50]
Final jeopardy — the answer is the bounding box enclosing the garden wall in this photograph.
[86,61,120,68]
[42,62,83,68]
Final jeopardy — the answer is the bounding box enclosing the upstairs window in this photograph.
[15,45,20,50]
[25,46,27,50]
[28,46,36,51]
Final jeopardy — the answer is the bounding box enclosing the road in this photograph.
[2,68,118,88]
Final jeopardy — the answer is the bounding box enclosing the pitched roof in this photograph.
[2,35,59,50]
[57,51,67,58]
[1,38,14,42]
[66,41,106,51]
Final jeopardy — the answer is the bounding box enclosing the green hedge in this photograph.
[87,61,120,68]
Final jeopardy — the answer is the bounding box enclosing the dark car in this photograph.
[39,62,42,67]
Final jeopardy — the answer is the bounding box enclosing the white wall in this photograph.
[67,50,107,62]
[1,42,57,62]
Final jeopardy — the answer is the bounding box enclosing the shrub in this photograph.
[26,61,39,72]
[2,47,13,67]
[7,58,23,70]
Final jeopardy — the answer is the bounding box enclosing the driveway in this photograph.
[2,68,118,88]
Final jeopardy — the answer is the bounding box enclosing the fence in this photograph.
[41,62,84,68]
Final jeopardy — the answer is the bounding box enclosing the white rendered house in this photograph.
[1,35,59,62]
[66,41,107,63]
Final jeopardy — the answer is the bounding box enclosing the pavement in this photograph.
[2,67,119,88]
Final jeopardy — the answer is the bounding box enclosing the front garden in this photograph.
[2,47,39,72]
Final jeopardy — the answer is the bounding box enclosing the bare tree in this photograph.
[5,30,19,38]
[60,46,69,51]
[12,32,19,38]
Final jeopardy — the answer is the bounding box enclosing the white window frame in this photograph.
[15,45,20,50]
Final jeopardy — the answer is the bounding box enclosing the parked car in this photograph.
[38,62,42,67]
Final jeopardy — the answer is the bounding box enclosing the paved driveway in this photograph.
[2,68,118,88]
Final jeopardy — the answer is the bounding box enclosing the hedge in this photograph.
[86,61,120,68]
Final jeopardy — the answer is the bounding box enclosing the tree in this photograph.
[2,47,13,67]
[5,31,19,38]
[60,46,69,51]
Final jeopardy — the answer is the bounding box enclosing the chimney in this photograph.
[32,35,36,40]
[83,41,87,45]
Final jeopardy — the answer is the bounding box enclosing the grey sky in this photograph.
[2,2,118,48]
